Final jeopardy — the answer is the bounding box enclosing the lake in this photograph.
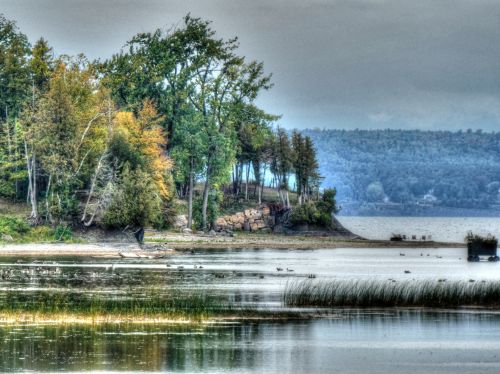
[338,216,500,242]
[1,216,500,372]
[2,310,500,373]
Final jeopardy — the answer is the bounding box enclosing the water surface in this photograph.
[1,311,500,373]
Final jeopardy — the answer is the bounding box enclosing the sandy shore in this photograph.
[0,232,464,256]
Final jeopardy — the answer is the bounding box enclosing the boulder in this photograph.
[173,215,188,229]
[215,217,228,228]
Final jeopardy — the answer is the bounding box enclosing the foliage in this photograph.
[0,15,31,121]
[0,214,29,236]
[103,165,162,228]
[192,190,222,230]
[0,12,328,234]
[0,214,76,243]
[290,188,339,227]
[53,224,73,241]
[465,232,498,246]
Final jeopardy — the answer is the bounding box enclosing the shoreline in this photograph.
[0,233,464,256]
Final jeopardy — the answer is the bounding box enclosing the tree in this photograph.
[103,100,173,229]
[170,110,207,228]
[0,14,31,122]
[270,127,293,207]
[20,57,110,223]
[30,38,54,92]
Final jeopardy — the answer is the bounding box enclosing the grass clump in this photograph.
[283,279,500,308]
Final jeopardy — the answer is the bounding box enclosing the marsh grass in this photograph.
[283,279,500,308]
[0,290,233,319]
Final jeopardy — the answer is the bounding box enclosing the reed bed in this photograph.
[283,279,500,308]
[0,290,233,319]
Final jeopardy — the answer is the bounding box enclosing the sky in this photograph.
[2,0,500,131]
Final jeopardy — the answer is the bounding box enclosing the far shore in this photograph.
[0,231,464,256]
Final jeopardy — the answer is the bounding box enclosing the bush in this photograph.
[465,232,498,246]
[290,188,339,227]
[54,224,73,241]
[103,165,162,228]
[0,215,30,237]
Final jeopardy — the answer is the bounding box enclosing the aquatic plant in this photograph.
[0,289,233,319]
[283,279,500,308]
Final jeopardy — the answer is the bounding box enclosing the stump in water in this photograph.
[134,227,145,244]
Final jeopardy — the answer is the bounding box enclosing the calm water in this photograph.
[338,216,500,242]
[1,217,500,372]
[2,311,500,373]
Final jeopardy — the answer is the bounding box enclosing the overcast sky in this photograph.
[2,0,500,131]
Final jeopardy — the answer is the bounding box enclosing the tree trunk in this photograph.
[201,162,211,231]
[187,158,194,229]
[82,153,105,226]
[245,162,250,201]
[259,165,266,205]
[24,141,38,222]
[45,174,52,224]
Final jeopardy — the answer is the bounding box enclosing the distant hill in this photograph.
[302,129,500,216]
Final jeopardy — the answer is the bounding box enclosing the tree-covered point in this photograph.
[0,14,325,232]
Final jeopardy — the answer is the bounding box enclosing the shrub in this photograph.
[103,165,162,228]
[465,231,498,246]
[0,215,30,237]
[290,188,339,227]
[54,224,73,241]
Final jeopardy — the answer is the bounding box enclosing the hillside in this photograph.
[303,129,500,215]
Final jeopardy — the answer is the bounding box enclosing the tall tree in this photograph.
[0,14,31,122]
[270,127,293,207]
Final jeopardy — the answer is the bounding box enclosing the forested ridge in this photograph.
[304,129,500,213]
[0,14,327,235]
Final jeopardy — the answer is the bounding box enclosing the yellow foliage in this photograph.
[113,101,173,199]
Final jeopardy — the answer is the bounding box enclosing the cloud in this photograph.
[2,0,500,130]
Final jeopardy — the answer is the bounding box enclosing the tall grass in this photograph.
[0,290,232,318]
[283,279,500,308]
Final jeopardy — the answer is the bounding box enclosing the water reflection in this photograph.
[1,311,500,373]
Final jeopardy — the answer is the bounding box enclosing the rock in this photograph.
[182,228,192,234]
[262,207,270,216]
[215,217,228,228]
[1,234,13,241]
[250,223,258,231]
[234,223,243,230]
[208,229,217,236]
[173,215,188,229]
[256,221,266,229]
